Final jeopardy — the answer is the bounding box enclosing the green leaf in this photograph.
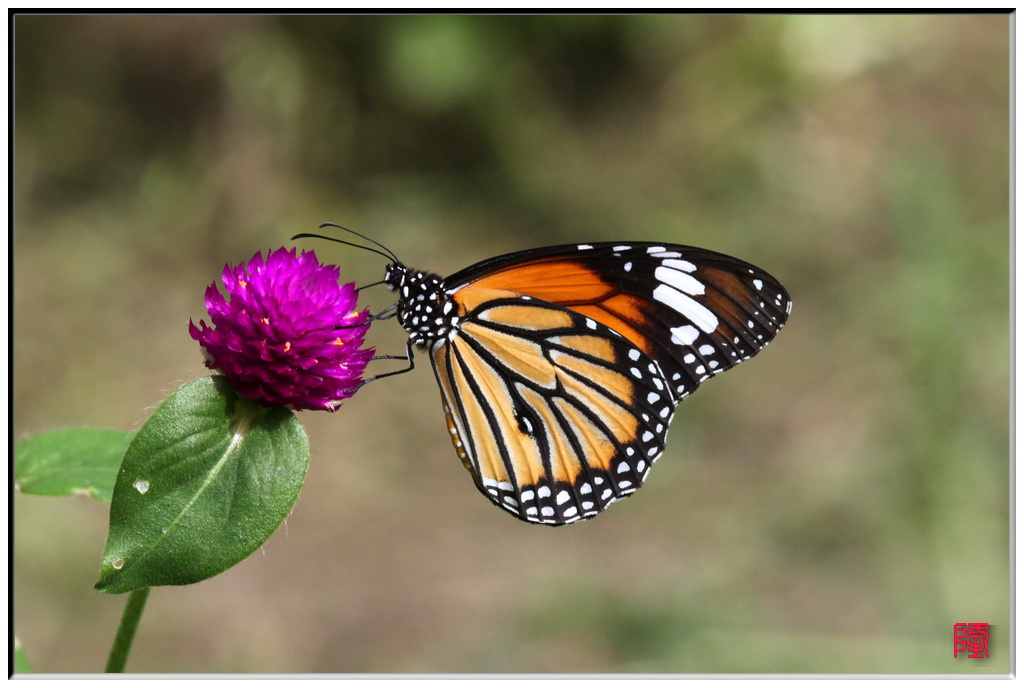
[14,637,33,673]
[15,428,133,504]
[95,377,309,594]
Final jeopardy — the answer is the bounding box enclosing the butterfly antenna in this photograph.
[296,222,399,264]
[290,231,397,264]
[319,222,402,264]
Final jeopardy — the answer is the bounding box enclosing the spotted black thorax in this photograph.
[384,263,459,348]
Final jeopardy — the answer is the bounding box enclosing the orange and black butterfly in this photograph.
[295,225,791,526]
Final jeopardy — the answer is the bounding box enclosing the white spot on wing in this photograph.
[670,325,699,345]
[655,266,705,295]
[662,258,697,272]
[654,285,719,332]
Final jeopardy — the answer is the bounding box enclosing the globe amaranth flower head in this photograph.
[189,248,375,412]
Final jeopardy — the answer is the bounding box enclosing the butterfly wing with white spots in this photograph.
[385,241,791,525]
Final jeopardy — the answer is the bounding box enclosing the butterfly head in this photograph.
[384,262,455,347]
[289,224,456,348]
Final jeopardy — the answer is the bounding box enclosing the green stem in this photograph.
[105,587,151,673]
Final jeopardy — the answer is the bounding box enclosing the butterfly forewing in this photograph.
[450,242,791,401]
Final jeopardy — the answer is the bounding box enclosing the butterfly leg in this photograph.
[335,303,399,329]
[343,338,417,394]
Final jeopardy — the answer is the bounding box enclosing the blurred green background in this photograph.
[14,15,1009,674]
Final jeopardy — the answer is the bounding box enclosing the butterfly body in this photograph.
[382,241,791,526]
[384,264,454,346]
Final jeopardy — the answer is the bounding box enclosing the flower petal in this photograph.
[190,248,374,411]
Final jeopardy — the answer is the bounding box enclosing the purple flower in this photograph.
[189,248,374,412]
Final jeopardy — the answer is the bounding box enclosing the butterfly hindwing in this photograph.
[430,294,677,525]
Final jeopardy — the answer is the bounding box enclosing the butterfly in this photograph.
[295,225,791,526]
